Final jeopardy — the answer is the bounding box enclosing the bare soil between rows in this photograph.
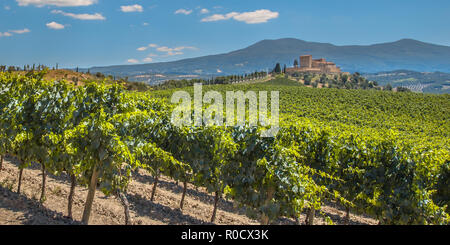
[0,156,377,225]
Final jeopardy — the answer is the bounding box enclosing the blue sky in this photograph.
[1,0,449,68]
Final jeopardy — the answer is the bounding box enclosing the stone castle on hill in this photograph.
[286,55,342,74]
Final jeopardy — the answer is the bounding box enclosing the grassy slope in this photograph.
[11,70,152,91]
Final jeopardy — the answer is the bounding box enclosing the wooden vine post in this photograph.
[180,179,188,210]
[82,164,100,224]
[260,186,275,225]
[151,171,160,202]
[117,190,131,225]
[67,174,76,219]
[344,206,351,225]
[305,207,315,225]
[40,163,47,203]
[17,168,24,194]
[211,191,221,223]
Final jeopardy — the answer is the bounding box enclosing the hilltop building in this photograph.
[286,55,342,74]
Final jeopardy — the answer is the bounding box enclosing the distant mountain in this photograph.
[88,38,450,80]
[363,70,450,94]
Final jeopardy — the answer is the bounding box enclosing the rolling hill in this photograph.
[363,70,450,94]
[87,38,450,80]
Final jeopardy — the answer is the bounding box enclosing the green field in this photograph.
[1,72,449,225]
[151,76,450,148]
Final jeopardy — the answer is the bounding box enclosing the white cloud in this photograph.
[142,57,153,62]
[120,4,143,13]
[166,51,183,56]
[10,28,31,34]
[175,9,192,15]
[4,6,11,10]
[201,9,279,24]
[46,22,65,30]
[51,9,106,20]
[137,44,197,58]
[0,32,12,37]
[156,46,197,53]
[127,59,139,64]
[0,28,30,38]
[200,8,209,14]
[137,44,159,52]
[156,46,172,52]
[178,46,197,51]
[233,10,279,24]
[16,0,97,7]
[142,22,149,26]
[201,12,238,22]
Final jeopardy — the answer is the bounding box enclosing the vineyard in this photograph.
[0,71,449,225]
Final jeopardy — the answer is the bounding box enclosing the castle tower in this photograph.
[285,55,341,75]
[300,55,312,68]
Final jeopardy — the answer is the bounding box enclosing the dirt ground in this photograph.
[0,156,377,225]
